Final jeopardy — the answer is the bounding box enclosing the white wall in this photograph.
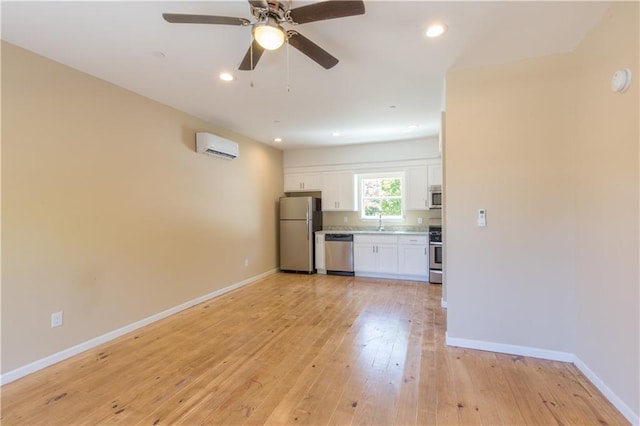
[284,138,440,169]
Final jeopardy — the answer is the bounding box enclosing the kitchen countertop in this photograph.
[316,229,428,236]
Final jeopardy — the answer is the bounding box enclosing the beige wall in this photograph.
[445,2,638,419]
[447,52,577,351]
[1,42,283,373]
[572,2,639,417]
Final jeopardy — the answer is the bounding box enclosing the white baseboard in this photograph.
[445,332,574,362]
[573,356,639,425]
[446,333,639,424]
[441,297,447,308]
[354,271,429,282]
[0,269,277,386]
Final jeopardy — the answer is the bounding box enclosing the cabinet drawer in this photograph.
[354,234,398,244]
[398,235,427,245]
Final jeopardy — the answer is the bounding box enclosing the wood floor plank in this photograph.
[392,283,426,426]
[0,273,630,426]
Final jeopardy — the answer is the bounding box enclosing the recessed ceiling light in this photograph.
[219,72,234,82]
[408,124,419,129]
[274,137,282,143]
[426,23,447,38]
[332,132,340,137]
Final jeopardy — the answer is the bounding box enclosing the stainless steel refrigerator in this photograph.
[279,196,322,273]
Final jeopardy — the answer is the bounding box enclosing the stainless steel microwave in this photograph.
[429,185,442,209]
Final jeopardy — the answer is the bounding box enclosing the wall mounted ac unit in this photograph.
[196,132,239,160]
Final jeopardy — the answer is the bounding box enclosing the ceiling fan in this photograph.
[163,0,365,71]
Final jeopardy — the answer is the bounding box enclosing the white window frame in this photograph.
[359,172,405,221]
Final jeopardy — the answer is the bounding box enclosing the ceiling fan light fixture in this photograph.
[253,17,286,50]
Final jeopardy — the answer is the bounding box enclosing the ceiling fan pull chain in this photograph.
[250,33,255,87]
[286,39,291,93]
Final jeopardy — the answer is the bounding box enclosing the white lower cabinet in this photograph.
[354,234,398,275]
[315,233,325,273]
[398,235,428,279]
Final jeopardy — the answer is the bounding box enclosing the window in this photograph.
[360,173,404,219]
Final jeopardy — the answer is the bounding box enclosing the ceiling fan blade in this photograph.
[248,0,269,9]
[287,31,339,69]
[163,13,250,26]
[239,40,266,70]
[288,0,365,24]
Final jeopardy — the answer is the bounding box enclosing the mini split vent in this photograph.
[196,132,239,160]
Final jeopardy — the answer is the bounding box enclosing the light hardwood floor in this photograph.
[1,273,629,425]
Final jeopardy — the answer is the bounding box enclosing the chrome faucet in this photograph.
[378,212,384,231]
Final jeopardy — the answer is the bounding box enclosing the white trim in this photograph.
[0,269,277,386]
[445,332,574,362]
[354,271,428,282]
[441,297,447,308]
[573,356,639,425]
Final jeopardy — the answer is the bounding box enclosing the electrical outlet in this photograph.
[343,216,348,223]
[417,217,423,225]
[51,311,63,328]
[244,259,249,267]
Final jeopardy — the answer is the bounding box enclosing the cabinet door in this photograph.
[322,172,356,211]
[405,167,429,210]
[398,244,428,277]
[315,233,325,270]
[428,164,442,187]
[354,243,376,273]
[284,173,321,192]
[303,173,322,191]
[376,244,398,274]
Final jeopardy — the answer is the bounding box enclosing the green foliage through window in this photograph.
[361,176,403,219]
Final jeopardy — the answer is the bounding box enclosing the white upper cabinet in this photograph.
[428,164,442,187]
[284,173,322,192]
[405,167,429,210]
[406,164,443,210]
[321,172,356,211]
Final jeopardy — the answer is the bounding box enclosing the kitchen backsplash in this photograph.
[322,209,441,232]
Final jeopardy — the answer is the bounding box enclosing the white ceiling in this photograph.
[1,1,610,150]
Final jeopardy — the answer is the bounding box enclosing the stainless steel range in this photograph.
[429,226,443,283]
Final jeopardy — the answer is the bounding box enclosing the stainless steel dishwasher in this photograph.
[324,234,354,276]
